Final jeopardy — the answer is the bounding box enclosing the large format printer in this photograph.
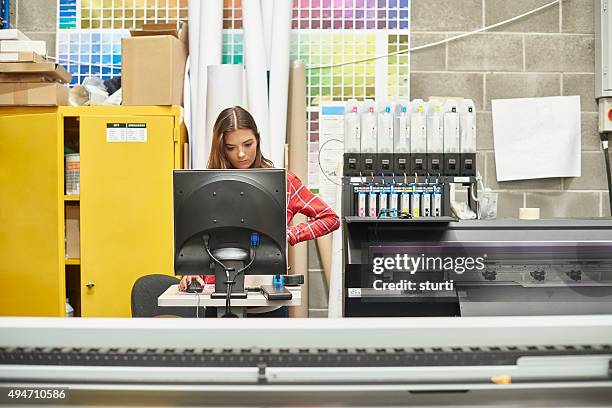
[0,316,611,406]
[342,217,612,317]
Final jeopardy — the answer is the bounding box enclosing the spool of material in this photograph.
[183,143,190,170]
[268,0,293,169]
[187,0,200,168]
[287,61,306,171]
[287,60,308,317]
[242,0,271,162]
[205,64,244,163]
[261,0,274,70]
[183,56,192,165]
[193,0,222,169]
[519,208,540,220]
[316,234,332,289]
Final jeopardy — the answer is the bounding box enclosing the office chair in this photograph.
[131,274,205,318]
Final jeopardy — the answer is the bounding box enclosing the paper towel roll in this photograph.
[268,0,293,169]
[242,0,271,163]
[193,0,222,169]
[287,60,308,317]
[519,208,540,220]
[205,65,244,163]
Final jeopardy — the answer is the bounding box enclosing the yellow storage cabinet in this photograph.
[0,106,185,317]
[0,113,64,316]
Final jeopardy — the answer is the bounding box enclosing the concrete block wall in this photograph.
[411,0,606,219]
[11,0,56,56]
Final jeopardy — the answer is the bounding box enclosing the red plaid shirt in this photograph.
[286,171,340,245]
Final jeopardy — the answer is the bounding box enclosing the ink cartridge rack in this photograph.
[341,175,478,222]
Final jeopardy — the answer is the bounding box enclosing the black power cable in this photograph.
[203,236,256,318]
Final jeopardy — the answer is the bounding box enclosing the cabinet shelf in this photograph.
[64,195,80,201]
[65,258,80,265]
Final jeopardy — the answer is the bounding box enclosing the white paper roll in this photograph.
[242,64,249,112]
[193,0,222,169]
[205,65,244,163]
[183,56,192,164]
[268,0,292,168]
[261,0,274,71]
[187,0,200,168]
[242,0,271,163]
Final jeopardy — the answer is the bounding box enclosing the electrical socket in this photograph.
[599,98,612,133]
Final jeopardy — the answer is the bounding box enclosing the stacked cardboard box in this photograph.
[122,23,188,106]
[0,30,69,106]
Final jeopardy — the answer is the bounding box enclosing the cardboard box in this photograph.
[65,204,80,259]
[0,40,47,56]
[131,23,181,38]
[0,82,69,106]
[122,23,188,106]
[0,51,47,63]
[0,62,72,84]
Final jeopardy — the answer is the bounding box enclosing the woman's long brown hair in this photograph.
[207,106,274,169]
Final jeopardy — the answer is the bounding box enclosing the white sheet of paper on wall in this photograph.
[492,95,581,182]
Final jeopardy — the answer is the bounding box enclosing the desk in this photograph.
[158,284,301,317]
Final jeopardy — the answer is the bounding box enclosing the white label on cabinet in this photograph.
[106,123,125,142]
[106,123,147,142]
[126,123,147,142]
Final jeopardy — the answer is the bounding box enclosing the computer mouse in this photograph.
[186,280,204,293]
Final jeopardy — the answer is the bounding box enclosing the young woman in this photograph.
[179,106,340,316]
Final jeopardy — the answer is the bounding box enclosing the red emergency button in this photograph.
[608,108,612,121]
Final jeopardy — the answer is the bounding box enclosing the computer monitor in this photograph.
[173,169,287,297]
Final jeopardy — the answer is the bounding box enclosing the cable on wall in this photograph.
[307,0,560,71]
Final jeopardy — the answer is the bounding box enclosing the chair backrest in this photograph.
[131,274,204,318]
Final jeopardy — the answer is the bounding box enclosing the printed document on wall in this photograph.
[492,96,581,181]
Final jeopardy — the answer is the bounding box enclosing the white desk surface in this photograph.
[158,284,301,307]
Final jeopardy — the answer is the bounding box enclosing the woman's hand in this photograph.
[287,226,298,246]
[178,275,206,292]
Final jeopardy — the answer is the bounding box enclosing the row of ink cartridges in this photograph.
[343,98,476,177]
[352,183,445,218]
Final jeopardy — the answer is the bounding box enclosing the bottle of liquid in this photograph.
[66,298,74,318]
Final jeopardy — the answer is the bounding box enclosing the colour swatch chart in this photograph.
[289,31,409,187]
[57,29,125,84]
[56,0,411,190]
[292,0,409,30]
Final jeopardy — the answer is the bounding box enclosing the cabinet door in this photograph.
[0,113,64,316]
[80,115,175,317]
